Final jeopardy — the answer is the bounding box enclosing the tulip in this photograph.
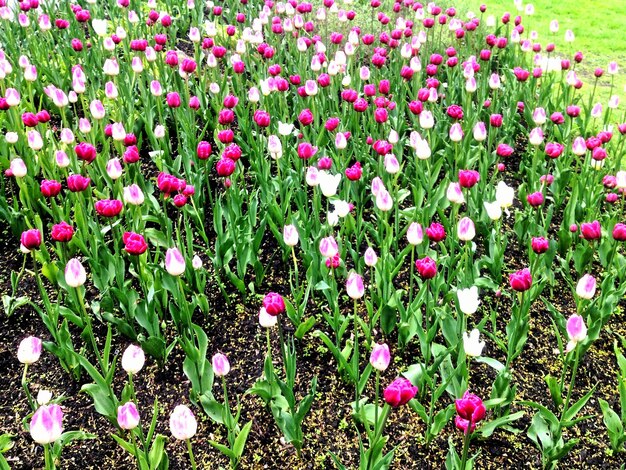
[170,404,197,440]
[370,343,391,371]
[121,344,145,374]
[483,201,502,220]
[580,220,601,240]
[447,182,465,204]
[576,274,596,299]
[613,223,626,241]
[565,314,587,352]
[531,237,550,254]
[95,199,123,217]
[457,286,479,315]
[117,402,140,430]
[263,292,285,316]
[65,258,87,287]
[21,229,42,251]
[495,181,515,208]
[319,236,339,258]
[455,391,486,434]
[318,171,341,197]
[375,189,393,211]
[123,184,145,205]
[509,268,532,292]
[18,336,42,364]
[364,247,378,267]
[37,390,53,406]
[407,222,423,245]
[457,217,475,241]
[458,170,480,188]
[283,225,298,247]
[383,378,418,407]
[30,404,63,444]
[123,232,148,255]
[165,248,186,276]
[212,353,230,376]
[346,272,364,299]
[426,223,446,242]
[463,329,485,357]
[415,256,437,279]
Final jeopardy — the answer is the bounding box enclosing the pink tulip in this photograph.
[455,391,486,434]
[30,404,63,444]
[117,402,140,430]
[566,314,587,352]
[383,378,417,407]
[262,292,285,316]
[346,272,364,299]
[457,217,475,241]
[65,258,86,287]
[509,268,532,292]
[165,248,186,276]
[170,405,197,440]
[212,353,230,377]
[121,344,145,374]
[18,336,42,364]
[370,343,391,371]
[576,274,596,299]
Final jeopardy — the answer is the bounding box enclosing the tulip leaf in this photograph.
[478,411,524,438]
[233,420,253,459]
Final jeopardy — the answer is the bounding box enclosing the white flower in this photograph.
[495,181,515,208]
[463,329,485,357]
[458,286,480,315]
[483,201,502,220]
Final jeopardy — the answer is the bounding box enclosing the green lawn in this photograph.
[462,0,626,105]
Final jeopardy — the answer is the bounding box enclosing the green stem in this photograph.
[44,443,54,470]
[129,430,142,470]
[186,439,197,470]
[459,421,473,470]
[561,346,581,422]
[22,364,35,411]
[354,299,360,414]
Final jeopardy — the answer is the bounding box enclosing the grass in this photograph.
[461,0,626,106]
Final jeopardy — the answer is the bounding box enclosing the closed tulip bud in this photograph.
[18,336,42,364]
[509,268,532,291]
[346,272,364,299]
[457,286,479,315]
[375,188,393,211]
[384,377,417,407]
[407,222,423,245]
[449,123,464,142]
[319,236,339,258]
[170,405,197,440]
[416,256,437,279]
[165,248,186,276]
[580,220,601,240]
[458,170,480,188]
[20,229,42,251]
[37,390,53,406]
[212,353,230,376]
[30,404,63,444]
[446,182,465,204]
[384,154,400,174]
[370,343,390,371]
[566,314,587,352]
[106,158,123,180]
[576,274,596,299]
[117,402,140,430]
[529,127,544,146]
[65,258,87,287]
[526,191,544,207]
[123,184,144,206]
[9,158,27,178]
[463,329,485,357]
[613,223,626,241]
[283,225,299,247]
[473,122,487,141]
[121,344,145,374]
[364,247,378,267]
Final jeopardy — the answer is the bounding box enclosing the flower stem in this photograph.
[186,439,197,470]
[44,443,54,470]
[460,420,473,470]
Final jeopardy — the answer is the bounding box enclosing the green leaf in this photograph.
[479,411,524,438]
[562,385,596,425]
[294,317,316,339]
[233,420,253,459]
[208,440,236,459]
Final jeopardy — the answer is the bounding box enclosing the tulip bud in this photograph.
[169,405,197,440]
[346,272,364,299]
[121,344,145,374]
[565,314,587,352]
[165,248,186,276]
[30,404,63,444]
[18,336,42,364]
[117,402,140,430]
[212,353,230,376]
[283,225,299,247]
[457,217,475,241]
[384,377,418,407]
[65,258,87,287]
[364,247,378,267]
[576,274,596,299]
[370,343,390,371]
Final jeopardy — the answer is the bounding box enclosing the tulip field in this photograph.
[2,0,626,468]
